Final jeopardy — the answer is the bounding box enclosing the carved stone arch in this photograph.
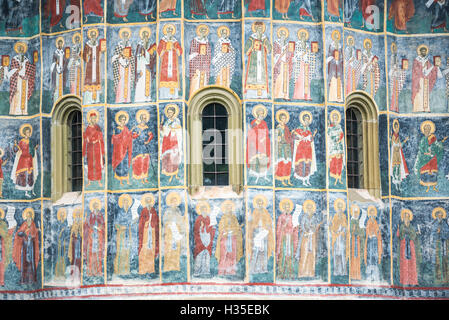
[51,95,82,201]
[187,86,243,195]
[346,91,381,198]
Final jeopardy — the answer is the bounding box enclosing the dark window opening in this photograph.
[68,110,83,191]
[202,103,229,186]
[346,107,363,189]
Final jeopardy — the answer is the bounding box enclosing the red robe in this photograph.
[157,39,182,87]
[9,57,36,106]
[248,0,265,11]
[111,126,133,171]
[44,0,66,27]
[84,0,104,16]
[388,0,415,31]
[83,124,105,182]
[275,213,299,261]
[193,215,215,258]
[246,119,271,168]
[13,220,40,284]
[411,57,439,106]
[83,211,105,276]
[138,206,159,257]
[361,0,376,20]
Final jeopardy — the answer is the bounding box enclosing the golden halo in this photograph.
[346,35,355,46]
[333,198,346,212]
[432,207,447,219]
[299,110,313,126]
[217,25,230,38]
[400,208,413,222]
[363,38,372,49]
[253,195,268,209]
[72,32,82,44]
[73,207,83,219]
[277,27,289,38]
[420,120,435,135]
[251,21,266,33]
[279,198,294,213]
[136,109,150,123]
[221,199,236,213]
[196,24,209,37]
[141,193,155,207]
[55,36,65,48]
[416,44,429,56]
[329,110,341,124]
[57,207,67,221]
[162,23,176,36]
[22,207,35,221]
[89,198,103,212]
[0,208,5,219]
[119,27,132,39]
[303,199,316,213]
[87,28,99,39]
[331,30,341,42]
[19,123,33,137]
[115,110,129,126]
[276,109,290,124]
[350,203,360,217]
[14,41,28,54]
[139,27,151,39]
[297,28,309,40]
[118,194,133,209]
[367,205,378,217]
[252,104,268,119]
[164,104,180,118]
[87,109,99,121]
[196,200,211,215]
[0,148,4,158]
[391,42,397,53]
[392,119,400,132]
[166,191,181,207]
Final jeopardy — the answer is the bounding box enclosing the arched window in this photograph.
[52,96,83,200]
[188,87,243,195]
[345,91,381,198]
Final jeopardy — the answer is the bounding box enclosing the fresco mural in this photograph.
[1,0,449,300]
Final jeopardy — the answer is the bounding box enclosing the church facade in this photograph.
[0,0,448,299]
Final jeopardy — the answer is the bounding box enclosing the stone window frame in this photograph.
[346,91,381,199]
[187,87,243,196]
[51,95,83,201]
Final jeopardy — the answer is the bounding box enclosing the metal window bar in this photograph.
[68,110,83,191]
[346,107,363,189]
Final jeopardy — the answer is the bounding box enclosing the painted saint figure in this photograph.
[361,38,380,99]
[292,29,317,101]
[112,28,135,104]
[111,111,133,185]
[157,24,182,99]
[159,0,178,15]
[361,0,377,29]
[327,110,345,186]
[212,26,236,89]
[345,36,362,96]
[193,201,215,277]
[327,30,343,103]
[274,109,293,186]
[247,105,271,183]
[275,0,292,19]
[162,192,185,272]
[189,25,212,97]
[297,200,322,278]
[12,124,39,198]
[292,111,317,186]
[51,37,68,103]
[244,22,271,98]
[83,0,104,22]
[114,0,133,22]
[83,110,105,187]
[414,120,446,192]
[216,200,243,276]
[330,198,348,276]
[13,208,39,284]
[68,33,82,96]
[0,208,12,286]
[138,193,159,275]
[273,27,294,100]
[344,0,358,26]
[83,28,104,104]
[365,205,383,282]
[276,198,298,279]
[68,207,83,277]
[138,0,156,20]
[54,208,69,279]
[190,0,208,18]
[431,207,449,284]
[327,0,342,21]
[397,209,420,286]
[217,0,237,17]
[160,104,182,182]
[390,119,409,191]
[388,0,415,32]
[248,195,273,274]
[349,204,363,281]
[428,0,449,32]
[44,0,67,32]
[389,42,407,112]
[83,198,105,277]
[247,0,266,16]
[7,42,36,116]
[134,27,157,103]
[113,194,133,276]
[131,109,154,184]
[0,148,7,198]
